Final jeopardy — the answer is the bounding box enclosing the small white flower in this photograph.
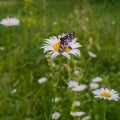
[52,111,61,120]
[52,97,61,103]
[41,33,82,59]
[53,21,57,25]
[93,88,119,101]
[74,70,79,75]
[111,20,115,25]
[82,116,91,120]
[0,17,20,26]
[89,83,99,89]
[11,88,17,94]
[72,101,80,107]
[72,84,87,92]
[92,76,102,83]
[38,77,47,84]
[70,111,85,117]
[67,81,78,89]
[88,51,97,58]
[0,46,5,50]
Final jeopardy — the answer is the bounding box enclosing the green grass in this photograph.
[0,0,120,120]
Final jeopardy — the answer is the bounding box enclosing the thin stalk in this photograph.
[48,55,62,120]
[103,105,107,120]
[7,27,11,76]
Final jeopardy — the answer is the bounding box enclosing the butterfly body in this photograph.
[59,32,75,53]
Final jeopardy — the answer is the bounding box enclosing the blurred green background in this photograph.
[0,0,120,120]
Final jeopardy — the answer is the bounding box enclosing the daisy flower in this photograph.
[72,84,87,92]
[38,77,47,84]
[92,76,102,83]
[11,88,17,94]
[93,88,119,101]
[0,17,20,26]
[52,97,61,103]
[52,111,61,120]
[88,51,97,58]
[41,33,81,59]
[67,80,78,89]
[72,100,81,107]
[0,46,5,51]
[89,83,99,89]
[70,111,85,117]
[82,115,91,120]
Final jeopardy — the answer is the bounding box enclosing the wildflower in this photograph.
[41,32,81,59]
[92,76,102,83]
[88,51,97,58]
[67,81,78,89]
[111,20,115,25]
[0,46,5,50]
[52,111,61,120]
[70,111,85,117]
[89,83,99,89]
[72,84,87,92]
[72,101,81,107]
[0,17,20,26]
[11,88,17,94]
[52,97,61,103]
[53,21,57,25]
[74,70,79,75]
[93,88,119,101]
[38,77,47,84]
[82,116,91,120]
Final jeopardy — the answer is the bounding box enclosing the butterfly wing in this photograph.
[59,32,75,53]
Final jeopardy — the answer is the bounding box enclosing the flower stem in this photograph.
[103,102,107,120]
[48,55,62,120]
[103,108,107,120]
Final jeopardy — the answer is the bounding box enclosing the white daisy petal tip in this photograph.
[88,51,97,58]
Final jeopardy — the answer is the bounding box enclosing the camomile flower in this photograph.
[11,88,17,94]
[52,111,61,120]
[67,80,78,89]
[70,111,85,117]
[93,88,119,101]
[0,17,20,26]
[41,33,82,59]
[72,84,87,92]
[88,51,97,58]
[82,115,91,120]
[52,97,61,103]
[72,101,81,107]
[38,77,47,84]
[0,46,5,51]
[89,83,99,89]
[92,76,102,83]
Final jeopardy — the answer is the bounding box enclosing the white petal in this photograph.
[62,52,71,59]
[52,52,59,58]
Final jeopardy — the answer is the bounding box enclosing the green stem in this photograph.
[74,117,80,120]
[48,55,62,120]
[103,102,107,120]
[103,107,107,120]
[57,55,62,86]
[7,27,11,76]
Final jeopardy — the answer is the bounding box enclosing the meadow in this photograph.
[0,0,120,120]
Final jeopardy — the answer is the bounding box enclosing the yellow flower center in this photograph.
[101,92,111,97]
[53,42,71,52]
[53,42,60,51]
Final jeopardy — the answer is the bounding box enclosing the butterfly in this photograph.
[58,32,75,53]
